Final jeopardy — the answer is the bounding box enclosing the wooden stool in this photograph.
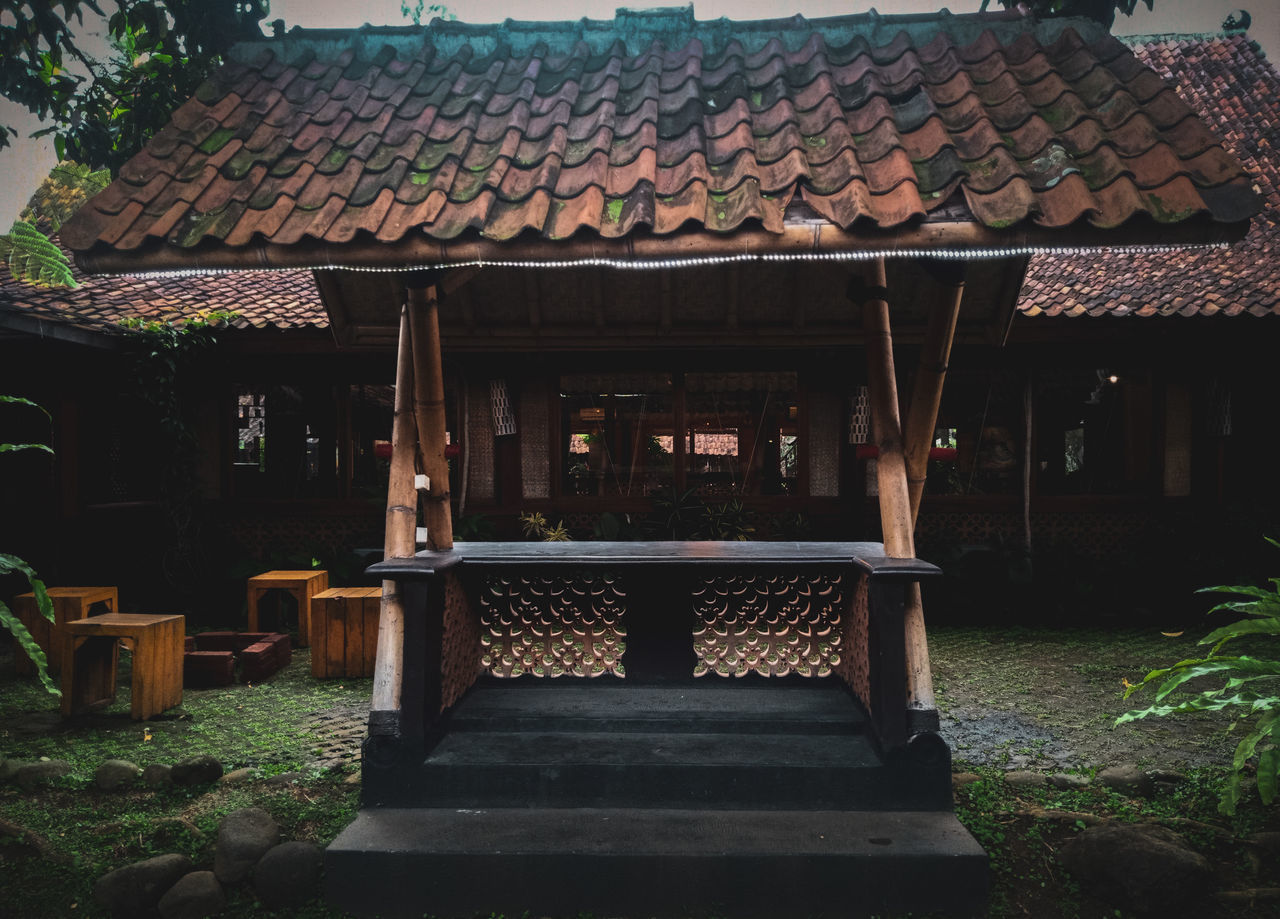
[246,570,328,647]
[60,613,184,721]
[310,587,381,678]
[11,587,118,676]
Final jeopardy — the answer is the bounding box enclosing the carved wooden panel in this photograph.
[833,573,871,712]
[479,573,626,677]
[440,569,483,711]
[692,573,844,678]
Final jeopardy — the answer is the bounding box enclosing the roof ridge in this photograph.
[232,8,1112,67]
[1122,30,1256,50]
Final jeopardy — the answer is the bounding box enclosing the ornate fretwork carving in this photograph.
[479,573,626,677]
[833,573,871,711]
[440,570,483,711]
[691,574,844,678]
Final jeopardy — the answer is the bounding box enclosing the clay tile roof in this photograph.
[0,235,326,336]
[1019,32,1280,318]
[61,7,1259,266]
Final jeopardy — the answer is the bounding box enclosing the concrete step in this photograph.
[326,806,989,918]
[449,680,869,734]
[417,728,945,810]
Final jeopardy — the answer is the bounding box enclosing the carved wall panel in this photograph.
[440,569,483,711]
[692,573,844,678]
[479,573,626,677]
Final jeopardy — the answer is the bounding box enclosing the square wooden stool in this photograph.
[246,570,329,648]
[310,587,381,678]
[11,586,118,677]
[60,613,185,721]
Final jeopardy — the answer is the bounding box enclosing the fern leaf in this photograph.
[0,600,60,697]
[0,221,76,288]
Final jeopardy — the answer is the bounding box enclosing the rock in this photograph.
[13,759,71,790]
[252,841,323,909]
[218,767,257,785]
[1098,764,1154,798]
[171,755,223,786]
[1059,823,1213,915]
[0,758,25,783]
[1248,831,1280,855]
[343,771,362,786]
[1148,768,1188,785]
[157,870,224,919]
[952,772,982,789]
[264,771,302,786]
[95,759,142,792]
[214,807,279,885]
[94,853,193,917]
[1049,772,1092,790]
[142,763,173,788]
[1004,770,1046,788]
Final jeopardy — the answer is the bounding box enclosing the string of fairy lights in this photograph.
[104,240,1231,280]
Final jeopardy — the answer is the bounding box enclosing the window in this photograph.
[685,372,798,496]
[560,373,674,497]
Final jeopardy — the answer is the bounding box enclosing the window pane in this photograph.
[685,372,798,496]
[560,373,673,497]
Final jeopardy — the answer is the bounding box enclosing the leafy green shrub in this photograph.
[1118,537,1280,814]
[1,395,59,695]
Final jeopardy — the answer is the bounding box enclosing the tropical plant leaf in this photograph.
[0,394,51,418]
[0,442,54,454]
[1199,584,1280,603]
[1259,747,1280,806]
[1234,711,1280,772]
[0,599,59,697]
[1202,617,1280,650]
[0,220,77,287]
[1204,599,1280,619]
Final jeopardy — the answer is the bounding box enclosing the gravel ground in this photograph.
[930,625,1237,771]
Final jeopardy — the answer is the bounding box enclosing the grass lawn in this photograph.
[1,627,1278,917]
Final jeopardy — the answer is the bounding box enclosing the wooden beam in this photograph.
[855,258,936,719]
[904,261,965,525]
[372,304,418,715]
[407,283,455,550]
[441,265,480,296]
[78,218,1251,276]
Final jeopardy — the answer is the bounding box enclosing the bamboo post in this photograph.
[407,282,454,550]
[855,258,937,720]
[903,262,965,526]
[371,304,418,716]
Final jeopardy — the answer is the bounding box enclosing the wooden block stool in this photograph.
[310,587,381,678]
[246,570,328,648]
[60,613,185,721]
[11,586,118,677]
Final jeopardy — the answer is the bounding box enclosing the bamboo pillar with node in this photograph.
[904,260,965,526]
[406,278,454,550]
[852,258,938,730]
[371,305,418,721]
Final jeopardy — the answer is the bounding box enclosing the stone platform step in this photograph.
[384,681,947,811]
[418,727,942,810]
[449,680,869,734]
[325,806,989,918]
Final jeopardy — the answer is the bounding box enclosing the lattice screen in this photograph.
[490,379,517,436]
[467,381,495,501]
[692,574,845,678]
[848,386,870,444]
[809,391,841,497]
[480,574,626,677]
[520,385,550,499]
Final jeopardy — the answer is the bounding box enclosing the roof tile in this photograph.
[64,12,1259,256]
[1018,34,1280,318]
